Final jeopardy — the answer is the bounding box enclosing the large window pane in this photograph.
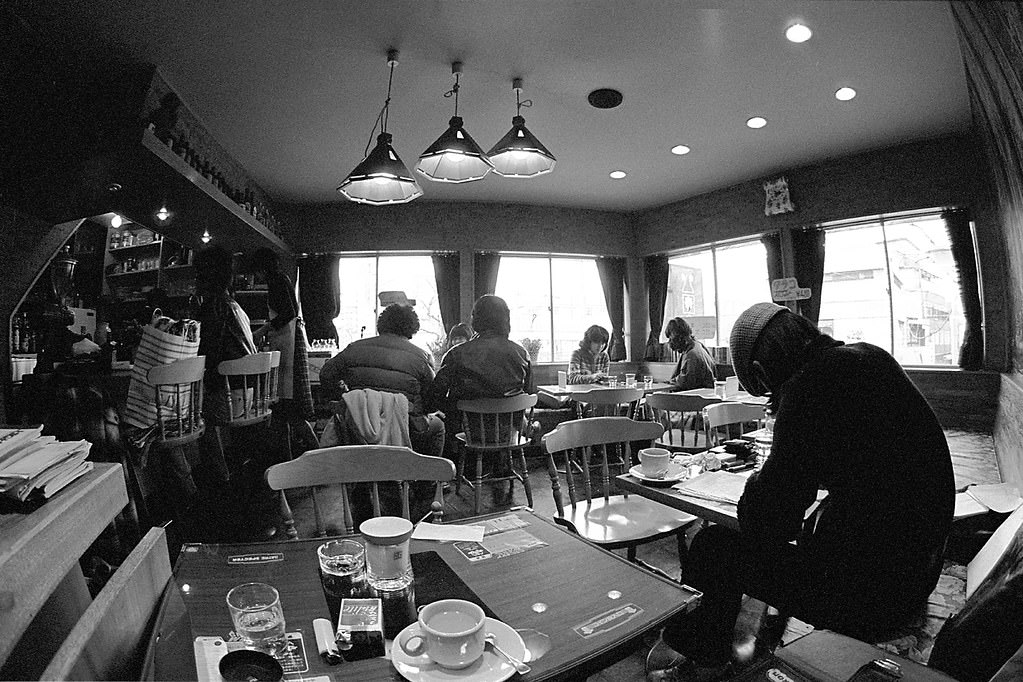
[496,257,552,362]
[714,241,770,343]
[551,259,613,363]
[819,225,892,351]
[665,250,716,343]
[818,215,964,366]
[334,255,444,359]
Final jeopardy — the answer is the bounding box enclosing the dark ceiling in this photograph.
[21,1,971,212]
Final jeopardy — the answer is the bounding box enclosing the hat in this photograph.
[729,302,787,396]
[378,290,416,307]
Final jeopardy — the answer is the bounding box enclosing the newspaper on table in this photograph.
[673,470,749,505]
[0,426,93,502]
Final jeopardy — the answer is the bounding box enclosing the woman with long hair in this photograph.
[568,325,611,384]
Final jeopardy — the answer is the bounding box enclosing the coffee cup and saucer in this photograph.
[391,599,526,682]
[629,447,687,486]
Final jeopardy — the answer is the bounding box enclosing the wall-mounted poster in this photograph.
[764,176,795,215]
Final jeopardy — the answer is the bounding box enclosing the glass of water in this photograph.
[643,375,654,390]
[227,582,288,656]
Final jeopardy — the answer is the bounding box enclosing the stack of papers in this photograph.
[954,483,1023,519]
[673,470,749,505]
[0,427,93,502]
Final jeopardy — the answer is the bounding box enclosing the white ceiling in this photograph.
[24,1,971,212]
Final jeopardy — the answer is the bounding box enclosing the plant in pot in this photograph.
[519,337,542,363]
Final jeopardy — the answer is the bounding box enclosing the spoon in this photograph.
[484,632,531,674]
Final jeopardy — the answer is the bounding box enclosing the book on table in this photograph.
[0,426,93,502]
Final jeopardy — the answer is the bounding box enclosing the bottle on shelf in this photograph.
[12,314,21,353]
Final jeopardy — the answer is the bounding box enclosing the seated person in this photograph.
[647,303,954,682]
[429,295,534,447]
[443,322,473,355]
[665,316,715,391]
[319,303,444,458]
[568,325,611,384]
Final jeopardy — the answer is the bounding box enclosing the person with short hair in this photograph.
[568,325,611,384]
[429,295,534,414]
[646,303,954,682]
[319,303,444,457]
[665,317,715,391]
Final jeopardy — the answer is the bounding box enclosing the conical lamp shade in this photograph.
[416,116,494,183]
[488,115,557,178]
[338,133,423,205]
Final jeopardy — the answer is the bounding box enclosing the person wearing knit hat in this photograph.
[647,303,953,682]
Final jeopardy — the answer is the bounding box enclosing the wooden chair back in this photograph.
[573,387,644,418]
[268,350,282,404]
[646,391,722,449]
[42,527,172,681]
[147,356,206,447]
[703,402,766,446]
[456,393,538,449]
[265,445,456,536]
[217,351,274,427]
[542,417,663,515]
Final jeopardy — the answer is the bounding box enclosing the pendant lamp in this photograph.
[416,62,494,183]
[338,49,423,205]
[488,78,556,178]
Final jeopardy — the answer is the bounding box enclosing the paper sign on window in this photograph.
[771,278,811,301]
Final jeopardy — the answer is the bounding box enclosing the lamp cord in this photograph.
[516,89,533,115]
[444,73,460,117]
[363,61,396,158]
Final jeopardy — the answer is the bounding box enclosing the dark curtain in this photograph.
[595,257,627,361]
[762,232,783,285]
[473,252,501,298]
[298,254,341,344]
[944,208,984,369]
[792,228,826,325]
[432,252,461,333]
[644,255,669,361]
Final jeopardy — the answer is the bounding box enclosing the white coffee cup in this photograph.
[639,447,671,477]
[398,599,486,669]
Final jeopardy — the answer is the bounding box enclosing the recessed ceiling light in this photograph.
[746,116,768,129]
[835,87,857,101]
[609,170,627,179]
[785,23,812,43]
[671,145,691,155]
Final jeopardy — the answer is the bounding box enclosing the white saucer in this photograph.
[391,617,527,682]
[629,462,688,485]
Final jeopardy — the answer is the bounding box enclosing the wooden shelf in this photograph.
[161,264,194,273]
[107,269,159,278]
[108,241,161,254]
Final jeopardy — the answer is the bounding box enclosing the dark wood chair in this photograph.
[455,393,538,515]
[147,355,206,516]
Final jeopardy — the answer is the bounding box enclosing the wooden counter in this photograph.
[0,462,128,671]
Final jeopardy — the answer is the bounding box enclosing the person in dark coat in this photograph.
[319,303,444,457]
[647,302,955,682]
[665,317,715,390]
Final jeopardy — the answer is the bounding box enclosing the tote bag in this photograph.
[124,311,201,429]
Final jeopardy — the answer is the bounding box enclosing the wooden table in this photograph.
[537,383,674,397]
[674,387,770,406]
[143,508,701,681]
[0,462,128,677]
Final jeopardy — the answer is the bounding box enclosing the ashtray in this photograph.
[218,649,284,682]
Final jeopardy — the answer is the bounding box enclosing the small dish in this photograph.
[391,617,526,682]
[218,649,284,682]
[628,461,689,486]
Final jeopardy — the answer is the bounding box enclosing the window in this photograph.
[495,256,613,363]
[664,240,770,346]
[333,255,445,359]
[818,211,964,366]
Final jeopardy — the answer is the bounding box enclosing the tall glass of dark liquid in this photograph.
[317,539,366,625]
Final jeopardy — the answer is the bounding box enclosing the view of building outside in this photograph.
[664,240,769,348]
[333,255,445,360]
[818,213,964,365]
[495,256,613,363]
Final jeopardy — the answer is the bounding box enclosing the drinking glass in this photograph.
[607,376,619,388]
[625,373,636,388]
[318,539,366,625]
[226,582,288,656]
[643,375,654,390]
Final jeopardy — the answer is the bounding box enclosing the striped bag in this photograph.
[123,310,201,429]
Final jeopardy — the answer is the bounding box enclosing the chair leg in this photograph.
[474,450,484,515]
[280,489,298,539]
[311,487,325,537]
[455,445,464,496]
[517,448,533,508]
[206,426,231,482]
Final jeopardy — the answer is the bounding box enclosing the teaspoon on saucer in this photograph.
[484,632,531,674]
